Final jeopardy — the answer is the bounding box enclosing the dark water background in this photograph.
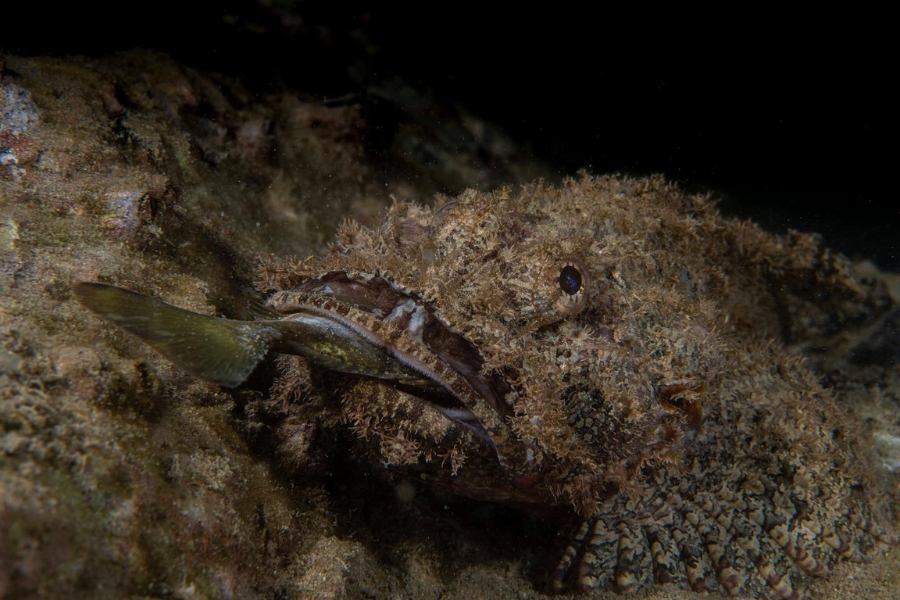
[4,3,895,269]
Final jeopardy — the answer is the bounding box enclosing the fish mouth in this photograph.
[269,271,513,446]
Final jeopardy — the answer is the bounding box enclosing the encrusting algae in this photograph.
[76,174,897,598]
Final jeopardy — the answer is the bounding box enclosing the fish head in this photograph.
[258,177,721,512]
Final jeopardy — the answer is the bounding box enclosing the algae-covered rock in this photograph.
[0,50,388,599]
[0,50,387,599]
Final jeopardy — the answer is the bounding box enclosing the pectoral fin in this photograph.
[74,282,281,387]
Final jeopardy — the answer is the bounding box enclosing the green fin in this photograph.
[74,282,281,387]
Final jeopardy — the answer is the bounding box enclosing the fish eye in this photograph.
[558,264,583,296]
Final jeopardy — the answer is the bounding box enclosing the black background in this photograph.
[4,3,896,269]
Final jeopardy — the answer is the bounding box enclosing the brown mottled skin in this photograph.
[256,175,897,598]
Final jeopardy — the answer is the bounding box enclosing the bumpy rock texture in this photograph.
[0,50,394,599]
[1,50,899,600]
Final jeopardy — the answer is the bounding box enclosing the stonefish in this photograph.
[76,175,896,598]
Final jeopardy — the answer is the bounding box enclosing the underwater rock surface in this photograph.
[1,51,899,599]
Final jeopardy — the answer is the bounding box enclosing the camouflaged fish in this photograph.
[75,174,897,599]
